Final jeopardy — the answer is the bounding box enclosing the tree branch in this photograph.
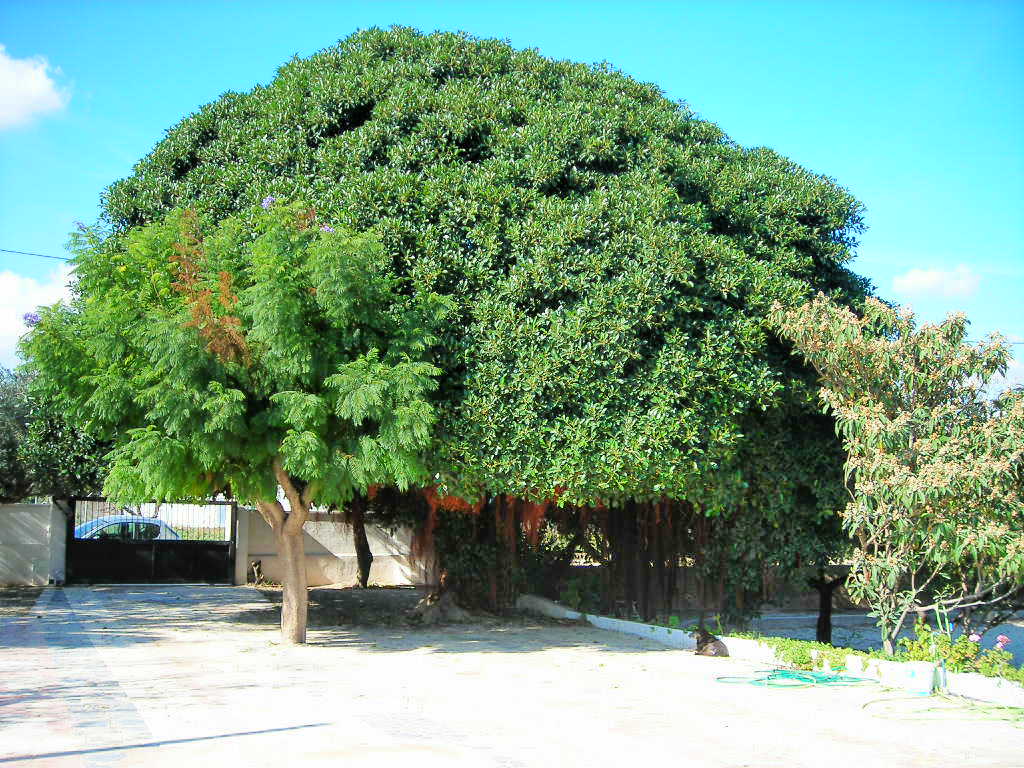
[273,457,309,535]
[255,499,285,534]
[301,480,321,508]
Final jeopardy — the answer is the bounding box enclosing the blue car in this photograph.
[74,514,181,541]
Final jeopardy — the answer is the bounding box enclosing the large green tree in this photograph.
[101,27,868,512]
[22,203,445,643]
[29,27,874,620]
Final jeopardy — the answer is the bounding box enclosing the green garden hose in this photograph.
[716,669,874,688]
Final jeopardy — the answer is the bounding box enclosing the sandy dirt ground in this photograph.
[1,585,1021,768]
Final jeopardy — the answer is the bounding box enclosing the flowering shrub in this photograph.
[898,621,1024,684]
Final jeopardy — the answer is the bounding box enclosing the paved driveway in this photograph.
[1,586,1020,768]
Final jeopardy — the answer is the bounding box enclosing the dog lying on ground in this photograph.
[693,628,729,657]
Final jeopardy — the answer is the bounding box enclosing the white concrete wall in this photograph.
[0,502,66,586]
[237,508,435,588]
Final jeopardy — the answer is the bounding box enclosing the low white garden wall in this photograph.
[0,502,66,586]
[517,594,1024,707]
[238,508,436,588]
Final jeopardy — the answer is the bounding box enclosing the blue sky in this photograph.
[1,0,1021,384]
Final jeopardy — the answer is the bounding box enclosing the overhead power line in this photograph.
[0,248,71,261]
[0,247,1020,346]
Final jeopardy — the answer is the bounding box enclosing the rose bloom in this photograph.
[968,633,981,642]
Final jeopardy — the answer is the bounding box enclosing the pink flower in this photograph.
[995,634,1011,650]
[968,633,981,642]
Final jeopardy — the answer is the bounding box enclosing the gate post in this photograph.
[47,500,71,585]
[61,498,77,584]
[231,502,249,585]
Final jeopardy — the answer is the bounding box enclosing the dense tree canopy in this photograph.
[25,204,443,508]
[20,391,109,499]
[101,26,869,507]
[0,368,105,501]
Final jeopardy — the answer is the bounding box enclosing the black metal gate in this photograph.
[66,498,237,584]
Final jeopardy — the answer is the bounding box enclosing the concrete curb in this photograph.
[517,594,693,650]
[944,670,1024,708]
[844,655,936,695]
[517,594,1024,706]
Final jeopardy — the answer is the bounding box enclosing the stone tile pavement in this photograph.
[1,585,1021,768]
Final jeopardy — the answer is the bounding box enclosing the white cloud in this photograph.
[0,44,69,130]
[892,265,981,299]
[0,265,73,369]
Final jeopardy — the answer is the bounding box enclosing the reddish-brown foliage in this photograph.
[169,211,251,366]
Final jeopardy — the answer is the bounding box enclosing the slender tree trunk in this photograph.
[350,495,373,588]
[623,500,638,618]
[261,460,316,645]
[277,529,307,645]
[811,573,844,644]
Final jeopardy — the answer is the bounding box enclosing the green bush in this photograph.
[898,621,1024,684]
[558,569,602,614]
[739,622,1024,684]
[898,621,980,672]
[731,632,868,671]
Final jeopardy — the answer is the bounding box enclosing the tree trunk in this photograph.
[277,529,307,645]
[350,495,373,588]
[259,462,315,645]
[811,575,844,644]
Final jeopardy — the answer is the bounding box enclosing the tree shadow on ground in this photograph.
[1,585,263,649]
[242,585,427,628]
[231,585,674,655]
[0,585,679,656]
[0,588,43,618]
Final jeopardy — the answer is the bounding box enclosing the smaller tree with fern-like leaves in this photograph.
[21,201,448,643]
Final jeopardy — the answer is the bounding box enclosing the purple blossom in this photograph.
[23,312,41,327]
[261,196,276,210]
[969,633,981,643]
[321,224,334,233]
[74,220,87,232]
[995,634,1011,650]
